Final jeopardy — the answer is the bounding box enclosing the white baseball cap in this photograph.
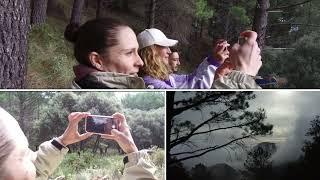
[137,28,178,49]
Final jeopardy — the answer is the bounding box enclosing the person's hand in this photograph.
[214,60,235,80]
[229,30,262,76]
[101,113,138,154]
[58,112,93,146]
[213,39,230,64]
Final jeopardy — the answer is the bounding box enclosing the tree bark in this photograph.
[96,0,103,18]
[146,0,156,28]
[252,0,270,48]
[268,0,314,11]
[121,0,129,10]
[0,0,30,88]
[31,0,48,26]
[70,0,85,24]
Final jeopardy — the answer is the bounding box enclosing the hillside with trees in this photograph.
[167,92,320,179]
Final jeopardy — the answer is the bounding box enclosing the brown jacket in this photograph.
[213,71,261,89]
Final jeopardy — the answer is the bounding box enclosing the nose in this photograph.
[167,47,172,54]
[136,54,144,67]
[177,59,181,65]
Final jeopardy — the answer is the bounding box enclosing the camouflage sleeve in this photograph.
[122,150,157,180]
[213,71,262,89]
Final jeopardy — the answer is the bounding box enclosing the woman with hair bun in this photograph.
[64,18,145,89]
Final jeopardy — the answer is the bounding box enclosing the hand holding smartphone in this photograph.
[230,30,262,76]
[85,115,119,135]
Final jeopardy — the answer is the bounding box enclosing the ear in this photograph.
[88,52,104,71]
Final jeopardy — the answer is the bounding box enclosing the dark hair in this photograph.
[213,38,226,46]
[170,46,180,53]
[64,18,129,67]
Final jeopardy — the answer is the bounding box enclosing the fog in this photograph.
[171,91,320,169]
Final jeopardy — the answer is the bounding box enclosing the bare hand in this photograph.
[101,113,138,154]
[214,39,230,64]
[59,112,93,146]
[230,30,262,76]
[214,60,234,80]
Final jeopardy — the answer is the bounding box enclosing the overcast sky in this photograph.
[171,91,320,169]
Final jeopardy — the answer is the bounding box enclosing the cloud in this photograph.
[171,91,320,169]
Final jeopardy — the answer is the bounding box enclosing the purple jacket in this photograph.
[143,56,221,89]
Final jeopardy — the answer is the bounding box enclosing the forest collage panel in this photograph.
[1,0,319,88]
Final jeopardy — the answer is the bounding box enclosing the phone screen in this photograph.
[85,115,117,135]
[238,36,247,46]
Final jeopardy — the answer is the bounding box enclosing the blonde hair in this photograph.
[139,45,171,80]
[0,107,28,176]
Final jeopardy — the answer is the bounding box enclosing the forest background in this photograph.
[0,91,165,179]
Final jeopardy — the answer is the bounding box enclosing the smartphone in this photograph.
[238,36,247,46]
[85,115,118,135]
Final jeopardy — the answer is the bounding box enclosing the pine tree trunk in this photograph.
[146,0,156,28]
[0,0,30,88]
[200,19,204,38]
[70,0,85,24]
[31,0,48,26]
[96,0,103,18]
[121,0,129,10]
[252,0,270,48]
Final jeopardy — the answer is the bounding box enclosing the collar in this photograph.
[73,64,99,82]
[73,65,145,89]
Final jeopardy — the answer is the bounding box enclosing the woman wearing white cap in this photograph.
[137,28,224,89]
[137,28,263,89]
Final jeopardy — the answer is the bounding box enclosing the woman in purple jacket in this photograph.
[137,28,230,89]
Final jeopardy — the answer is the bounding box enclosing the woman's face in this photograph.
[2,147,36,180]
[156,46,172,65]
[101,26,144,76]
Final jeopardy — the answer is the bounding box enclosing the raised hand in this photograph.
[59,112,93,146]
[230,30,262,76]
[101,113,138,154]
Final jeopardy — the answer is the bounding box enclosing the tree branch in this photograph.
[192,120,260,137]
[269,23,320,28]
[172,96,221,117]
[170,107,231,149]
[268,0,314,11]
[169,135,252,164]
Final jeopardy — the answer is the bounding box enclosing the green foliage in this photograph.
[51,149,164,180]
[229,6,250,25]
[125,108,165,148]
[244,145,274,180]
[121,92,165,111]
[75,92,121,114]
[0,91,165,178]
[51,151,123,179]
[27,19,75,88]
[195,0,215,21]
[261,31,320,88]
[150,149,165,180]
[36,92,122,147]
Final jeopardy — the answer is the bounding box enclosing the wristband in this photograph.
[51,139,64,150]
[123,156,129,165]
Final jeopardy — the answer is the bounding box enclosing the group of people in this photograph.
[0,108,157,180]
[66,17,263,89]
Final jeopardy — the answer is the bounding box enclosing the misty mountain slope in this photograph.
[208,163,241,180]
